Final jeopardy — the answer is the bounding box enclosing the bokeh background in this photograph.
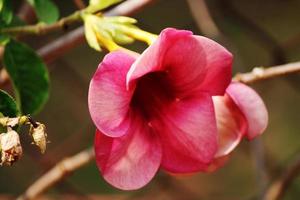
[1,0,300,199]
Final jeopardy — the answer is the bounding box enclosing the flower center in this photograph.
[130,71,175,120]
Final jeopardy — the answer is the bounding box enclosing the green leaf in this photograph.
[0,89,19,117]
[0,34,9,46]
[89,0,122,10]
[0,0,13,25]
[3,40,50,115]
[29,0,59,24]
[0,0,3,12]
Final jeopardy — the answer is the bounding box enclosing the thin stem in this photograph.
[186,0,220,39]
[120,26,158,45]
[73,0,86,9]
[263,155,300,200]
[0,1,109,37]
[0,11,82,36]
[17,147,94,200]
[234,61,300,84]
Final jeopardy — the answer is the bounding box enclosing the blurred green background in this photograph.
[1,0,300,199]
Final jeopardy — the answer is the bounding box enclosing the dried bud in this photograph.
[29,123,47,154]
[0,130,23,166]
[7,117,20,127]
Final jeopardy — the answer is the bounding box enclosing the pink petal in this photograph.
[193,36,233,95]
[226,82,268,140]
[126,28,232,97]
[212,95,247,157]
[88,51,136,137]
[155,93,218,173]
[126,28,192,89]
[94,114,162,190]
[203,155,230,173]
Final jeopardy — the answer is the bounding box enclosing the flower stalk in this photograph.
[95,31,122,52]
[120,26,158,45]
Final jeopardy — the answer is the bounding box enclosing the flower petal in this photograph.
[88,51,136,137]
[94,114,162,190]
[203,155,230,173]
[126,28,192,89]
[193,36,233,95]
[126,28,232,96]
[226,82,268,140]
[155,93,218,173]
[213,94,247,157]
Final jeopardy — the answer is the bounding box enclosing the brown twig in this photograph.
[234,61,300,84]
[0,11,82,36]
[186,0,220,39]
[263,155,300,200]
[73,0,86,9]
[17,147,95,200]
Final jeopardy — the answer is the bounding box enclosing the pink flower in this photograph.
[88,28,268,190]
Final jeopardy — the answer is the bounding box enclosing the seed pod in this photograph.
[29,123,47,154]
[0,130,23,166]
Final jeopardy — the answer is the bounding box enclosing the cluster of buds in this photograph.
[0,115,48,166]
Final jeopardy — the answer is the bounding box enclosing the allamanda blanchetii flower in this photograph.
[88,28,268,190]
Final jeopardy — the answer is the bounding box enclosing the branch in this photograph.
[73,0,86,9]
[0,11,82,36]
[0,0,156,36]
[17,147,94,200]
[263,155,300,200]
[234,61,300,84]
[186,0,220,39]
